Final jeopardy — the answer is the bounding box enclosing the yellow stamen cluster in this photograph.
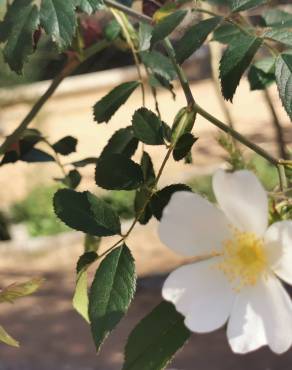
[216,230,268,291]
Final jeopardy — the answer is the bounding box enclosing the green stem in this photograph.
[163,38,195,106]
[111,9,146,105]
[99,145,174,258]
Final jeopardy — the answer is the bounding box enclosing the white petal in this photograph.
[227,275,292,354]
[213,170,268,236]
[158,191,230,256]
[162,259,235,333]
[265,221,292,285]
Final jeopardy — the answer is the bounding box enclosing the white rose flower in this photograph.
[159,170,292,354]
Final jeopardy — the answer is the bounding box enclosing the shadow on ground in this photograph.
[0,271,292,370]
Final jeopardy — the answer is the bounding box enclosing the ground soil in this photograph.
[0,76,291,369]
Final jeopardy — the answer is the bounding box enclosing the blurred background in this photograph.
[0,1,292,369]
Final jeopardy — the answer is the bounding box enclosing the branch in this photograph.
[195,104,279,166]
[0,39,110,156]
[0,58,80,155]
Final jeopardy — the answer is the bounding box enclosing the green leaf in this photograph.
[264,29,292,47]
[65,169,82,189]
[151,10,187,45]
[175,17,222,64]
[132,108,165,145]
[263,9,292,28]
[220,34,262,101]
[73,251,98,323]
[275,53,292,120]
[73,269,90,322]
[173,133,197,161]
[212,23,243,44]
[0,326,19,348]
[94,81,140,123]
[71,157,97,167]
[230,0,266,12]
[123,301,190,370]
[53,189,121,236]
[89,245,136,351]
[74,0,103,14]
[134,151,156,225]
[0,0,39,73]
[151,184,192,220]
[140,51,176,81]
[52,136,77,155]
[139,22,153,52]
[0,278,44,304]
[77,251,98,274]
[104,20,121,41]
[95,154,144,190]
[140,151,156,186]
[248,57,276,91]
[134,188,152,225]
[40,0,76,50]
[100,127,139,158]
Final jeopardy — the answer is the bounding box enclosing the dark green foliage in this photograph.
[100,127,139,158]
[139,22,153,51]
[76,251,98,274]
[248,57,276,91]
[0,0,39,73]
[94,82,140,123]
[264,29,292,47]
[140,152,156,186]
[132,108,165,145]
[54,189,121,236]
[151,10,187,45]
[134,188,153,225]
[213,23,243,44]
[0,212,11,241]
[173,133,197,161]
[95,154,144,190]
[52,136,77,155]
[275,52,292,120]
[123,301,190,370]
[140,51,177,81]
[263,9,292,28]
[70,157,98,168]
[230,0,267,12]
[104,20,121,41]
[1,130,54,166]
[74,0,103,14]
[175,17,222,64]
[89,245,136,351]
[220,34,262,101]
[40,0,76,50]
[64,169,82,189]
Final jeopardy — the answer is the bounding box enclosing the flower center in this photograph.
[216,230,268,291]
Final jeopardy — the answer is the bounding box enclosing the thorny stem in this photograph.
[163,39,195,106]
